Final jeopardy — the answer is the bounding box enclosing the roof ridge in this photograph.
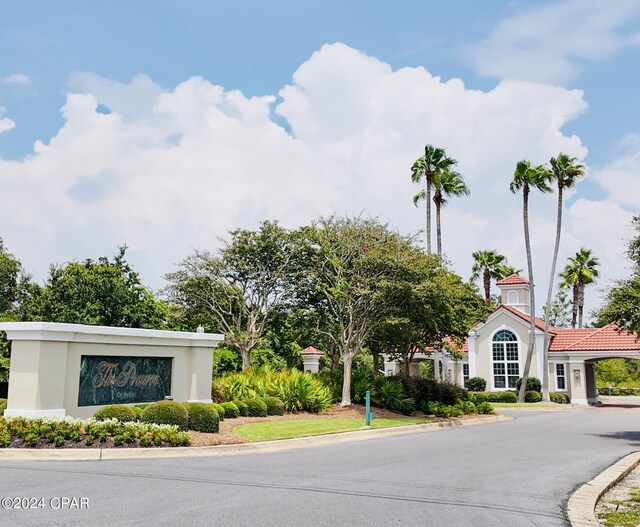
[499,304,557,334]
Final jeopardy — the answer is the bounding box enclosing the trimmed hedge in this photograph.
[132,404,149,419]
[260,397,285,416]
[93,404,137,422]
[516,377,542,393]
[524,390,542,403]
[469,391,518,403]
[550,392,571,404]
[211,403,226,420]
[234,400,249,417]
[140,401,189,430]
[182,402,219,433]
[220,402,239,419]
[464,377,487,392]
[244,398,268,417]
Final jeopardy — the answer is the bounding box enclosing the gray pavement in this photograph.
[2,404,640,527]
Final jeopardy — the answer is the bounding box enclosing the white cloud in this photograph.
[1,42,622,320]
[0,107,15,133]
[3,73,31,87]
[468,0,640,84]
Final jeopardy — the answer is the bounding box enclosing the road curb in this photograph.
[0,414,512,462]
[567,451,640,526]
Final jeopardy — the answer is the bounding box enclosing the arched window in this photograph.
[492,330,519,389]
[508,290,518,304]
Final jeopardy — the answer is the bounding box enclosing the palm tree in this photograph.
[541,153,585,401]
[471,250,507,305]
[431,170,470,256]
[510,160,553,403]
[560,248,600,328]
[411,145,457,254]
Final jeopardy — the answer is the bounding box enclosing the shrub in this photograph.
[211,403,226,420]
[425,402,463,418]
[182,402,219,433]
[140,401,189,430]
[516,377,542,393]
[458,400,477,414]
[550,392,571,404]
[132,404,149,419]
[370,377,415,415]
[476,402,495,414]
[244,398,268,417]
[390,377,468,407]
[233,400,249,417]
[220,402,239,418]
[469,391,517,403]
[260,397,285,416]
[464,377,487,392]
[524,390,542,403]
[93,404,137,422]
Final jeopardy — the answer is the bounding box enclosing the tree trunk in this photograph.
[542,186,564,403]
[433,342,441,382]
[483,268,491,305]
[518,186,537,403]
[435,196,442,257]
[402,350,410,378]
[241,348,251,371]
[571,284,579,329]
[340,354,354,406]
[426,172,432,254]
[372,351,380,376]
[578,283,585,328]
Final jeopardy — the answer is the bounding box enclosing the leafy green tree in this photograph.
[165,221,299,370]
[561,248,600,329]
[0,238,22,313]
[411,145,457,254]
[541,153,585,401]
[19,246,167,328]
[470,250,507,305]
[598,217,640,334]
[543,288,572,328]
[510,160,553,402]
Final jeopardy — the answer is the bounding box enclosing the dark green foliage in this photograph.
[220,402,239,418]
[524,390,542,402]
[469,391,518,403]
[464,377,487,391]
[244,398,268,417]
[212,346,241,377]
[234,400,249,416]
[93,404,137,422]
[515,377,542,393]
[370,376,415,415]
[390,376,468,407]
[139,401,189,430]
[260,397,285,416]
[550,392,571,403]
[182,402,219,433]
[19,247,167,328]
[210,403,226,420]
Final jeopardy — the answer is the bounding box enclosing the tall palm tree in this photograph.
[560,248,600,328]
[470,250,507,305]
[411,145,457,254]
[432,170,470,256]
[510,160,553,403]
[541,153,585,401]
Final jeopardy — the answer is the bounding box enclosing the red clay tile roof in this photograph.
[496,274,530,286]
[424,337,469,354]
[302,346,324,356]
[549,324,640,352]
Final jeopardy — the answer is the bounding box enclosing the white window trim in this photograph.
[489,327,521,391]
[554,362,568,392]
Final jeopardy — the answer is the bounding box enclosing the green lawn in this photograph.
[234,418,428,442]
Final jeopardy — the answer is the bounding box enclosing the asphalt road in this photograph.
[2,401,640,527]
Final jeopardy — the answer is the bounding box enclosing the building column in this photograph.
[585,362,598,404]
[567,360,588,405]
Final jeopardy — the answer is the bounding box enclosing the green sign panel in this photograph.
[78,355,172,407]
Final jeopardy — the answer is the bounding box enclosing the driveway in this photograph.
[0,407,638,527]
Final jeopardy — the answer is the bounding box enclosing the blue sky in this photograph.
[1,0,639,315]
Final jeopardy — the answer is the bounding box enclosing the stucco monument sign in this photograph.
[0,322,224,418]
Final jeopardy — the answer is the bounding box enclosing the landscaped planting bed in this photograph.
[0,417,190,448]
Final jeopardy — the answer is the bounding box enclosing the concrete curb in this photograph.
[0,414,511,462]
[567,451,640,526]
